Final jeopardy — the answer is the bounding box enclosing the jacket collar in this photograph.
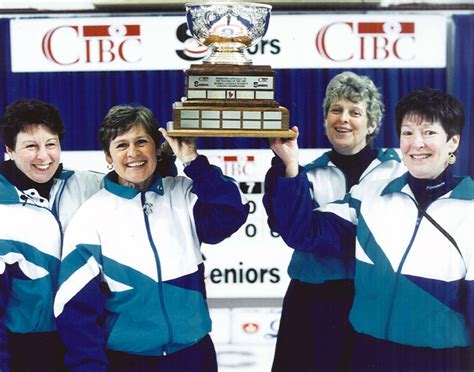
[381,172,474,201]
[0,175,21,204]
[104,171,164,199]
[304,151,332,170]
[305,148,401,171]
[0,167,75,204]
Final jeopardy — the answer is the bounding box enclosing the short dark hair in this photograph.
[0,99,65,149]
[98,105,161,156]
[396,88,464,140]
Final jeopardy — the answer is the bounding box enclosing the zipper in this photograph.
[384,209,422,338]
[50,179,66,240]
[51,178,65,220]
[140,192,173,354]
[48,182,66,247]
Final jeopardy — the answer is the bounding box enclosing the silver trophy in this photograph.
[185,1,272,65]
[168,1,293,138]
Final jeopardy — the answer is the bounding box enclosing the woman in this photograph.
[0,99,103,371]
[54,105,249,371]
[264,88,472,371]
[267,71,405,372]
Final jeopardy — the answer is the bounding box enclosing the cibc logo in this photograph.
[42,24,142,65]
[315,21,415,62]
[221,155,255,178]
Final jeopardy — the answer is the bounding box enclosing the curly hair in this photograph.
[0,99,64,149]
[323,72,384,144]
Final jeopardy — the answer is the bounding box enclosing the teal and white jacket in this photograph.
[271,148,405,284]
[54,155,249,371]
[265,169,474,349]
[0,167,103,363]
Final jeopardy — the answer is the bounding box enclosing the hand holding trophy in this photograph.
[167,1,295,138]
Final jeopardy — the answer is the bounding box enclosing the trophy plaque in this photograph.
[167,1,295,138]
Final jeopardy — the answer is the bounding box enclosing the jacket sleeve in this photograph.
[467,282,474,366]
[465,247,474,356]
[54,214,108,372]
[184,155,249,244]
[0,263,10,371]
[262,163,356,257]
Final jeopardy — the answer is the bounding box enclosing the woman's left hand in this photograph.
[159,128,198,164]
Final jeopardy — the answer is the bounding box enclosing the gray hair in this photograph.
[98,105,160,156]
[322,71,384,143]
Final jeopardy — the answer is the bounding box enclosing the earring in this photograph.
[107,163,114,170]
[447,153,456,165]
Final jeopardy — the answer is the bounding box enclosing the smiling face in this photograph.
[106,123,158,190]
[325,98,376,155]
[6,124,61,183]
[400,114,460,179]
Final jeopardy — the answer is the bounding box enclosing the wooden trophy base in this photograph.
[169,64,293,138]
[166,121,296,138]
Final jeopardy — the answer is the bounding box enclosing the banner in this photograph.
[10,14,447,72]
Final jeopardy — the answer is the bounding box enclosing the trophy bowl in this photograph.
[185,2,272,65]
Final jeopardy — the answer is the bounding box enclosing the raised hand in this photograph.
[159,128,198,164]
[269,126,299,177]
